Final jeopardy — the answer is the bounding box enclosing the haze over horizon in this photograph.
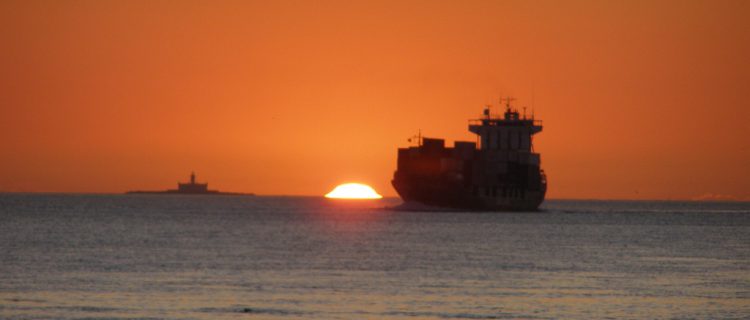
[1,0,748,200]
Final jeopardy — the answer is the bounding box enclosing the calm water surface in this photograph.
[1,194,748,319]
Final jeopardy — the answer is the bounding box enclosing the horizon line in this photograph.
[0,191,748,203]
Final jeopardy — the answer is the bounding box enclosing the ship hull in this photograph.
[391,177,545,211]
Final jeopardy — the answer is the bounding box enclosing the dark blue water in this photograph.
[1,194,748,319]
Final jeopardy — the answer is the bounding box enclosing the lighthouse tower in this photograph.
[177,172,209,193]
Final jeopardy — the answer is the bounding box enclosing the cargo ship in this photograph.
[392,98,546,211]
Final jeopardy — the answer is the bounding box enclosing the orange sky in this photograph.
[1,0,748,200]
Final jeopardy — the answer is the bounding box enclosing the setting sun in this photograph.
[325,183,383,199]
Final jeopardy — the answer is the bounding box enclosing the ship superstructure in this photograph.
[392,98,546,211]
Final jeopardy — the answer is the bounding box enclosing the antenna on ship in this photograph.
[502,96,516,111]
[408,129,422,146]
[531,82,536,120]
[532,82,536,114]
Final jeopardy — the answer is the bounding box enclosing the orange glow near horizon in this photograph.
[325,183,383,199]
[0,1,748,200]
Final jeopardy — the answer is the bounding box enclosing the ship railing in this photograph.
[468,119,543,126]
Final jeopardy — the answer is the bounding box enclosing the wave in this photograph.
[382,310,546,319]
[196,306,312,316]
[386,201,463,212]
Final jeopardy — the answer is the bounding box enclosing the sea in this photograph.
[0,194,748,320]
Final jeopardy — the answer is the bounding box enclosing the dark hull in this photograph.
[391,177,545,211]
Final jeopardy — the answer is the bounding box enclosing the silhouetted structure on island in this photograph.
[392,98,546,211]
[127,172,253,196]
[177,172,210,193]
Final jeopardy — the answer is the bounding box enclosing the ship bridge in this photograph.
[468,98,542,151]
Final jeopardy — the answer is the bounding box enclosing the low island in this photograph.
[126,172,253,196]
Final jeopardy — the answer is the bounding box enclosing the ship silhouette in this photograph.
[127,172,253,196]
[392,98,546,211]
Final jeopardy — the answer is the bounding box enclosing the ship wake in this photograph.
[386,201,462,212]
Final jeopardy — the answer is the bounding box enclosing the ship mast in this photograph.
[502,96,516,111]
[408,129,422,146]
